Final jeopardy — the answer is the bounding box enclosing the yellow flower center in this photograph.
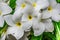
[47,6,52,11]
[32,3,37,8]
[28,15,32,20]
[0,10,2,15]
[16,22,22,27]
[21,3,26,9]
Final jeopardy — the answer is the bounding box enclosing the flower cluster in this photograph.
[0,0,60,40]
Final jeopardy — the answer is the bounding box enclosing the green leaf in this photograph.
[29,35,43,40]
[0,21,8,31]
[56,0,60,3]
[9,0,16,14]
[9,0,16,9]
[53,21,60,40]
[0,24,8,37]
[43,32,56,40]
[55,22,60,40]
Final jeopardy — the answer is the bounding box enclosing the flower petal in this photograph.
[12,9,23,21]
[0,2,12,15]
[4,15,15,26]
[32,19,45,36]
[22,5,34,14]
[48,0,57,7]
[37,0,49,9]
[51,9,60,22]
[33,10,42,20]
[7,26,24,40]
[42,19,54,32]
[22,21,32,32]
[22,14,28,21]
[55,4,60,13]
[16,0,25,6]
[52,14,60,22]
[0,16,4,27]
[42,10,52,19]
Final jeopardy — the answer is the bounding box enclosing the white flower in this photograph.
[13,5,41,32]
[22,10,54,36]
[4,14,32,39]
[0,26,23,40]
[13,6,33,31]
[15,4,44,36]
[42,4,60,22]
[0,2,12,27]
[14,3,43,36]
[7,27,24,40]
[13,4,34,21]
[21,9,45,36]
[28,0,49,12]
[13,4,44,36]
[15,0,33,11]
[32,19,54,36]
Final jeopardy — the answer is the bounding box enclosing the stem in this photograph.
[0,24,8,37]
[55,22,60,40]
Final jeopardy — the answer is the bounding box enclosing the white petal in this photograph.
[37,13,41,20]
[12,9,23,21]
[48,0,57,7]
[0,16,4,27]
[42,10,52,19]
[55,4,60,13]
[42,19,54,32]
[15,6,20,11]
[52,14,60,22]
[22,14,28,21]
[51,9,60,22]
[4,15,15,26]
[0,2,12,15]
[52,8,60,14]
[7,27,24,40]
[37,0,49,9]
[32,19,45,36]
[22,21,32,32]
[33,10,41,20]
[22,5,34,14]
[16,0,25,6]
[34,5,41,12]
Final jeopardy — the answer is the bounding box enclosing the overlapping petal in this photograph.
[32,19,45,36]
[0,16,4,27]
[7,27,24,40]
[0,2,12,15]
